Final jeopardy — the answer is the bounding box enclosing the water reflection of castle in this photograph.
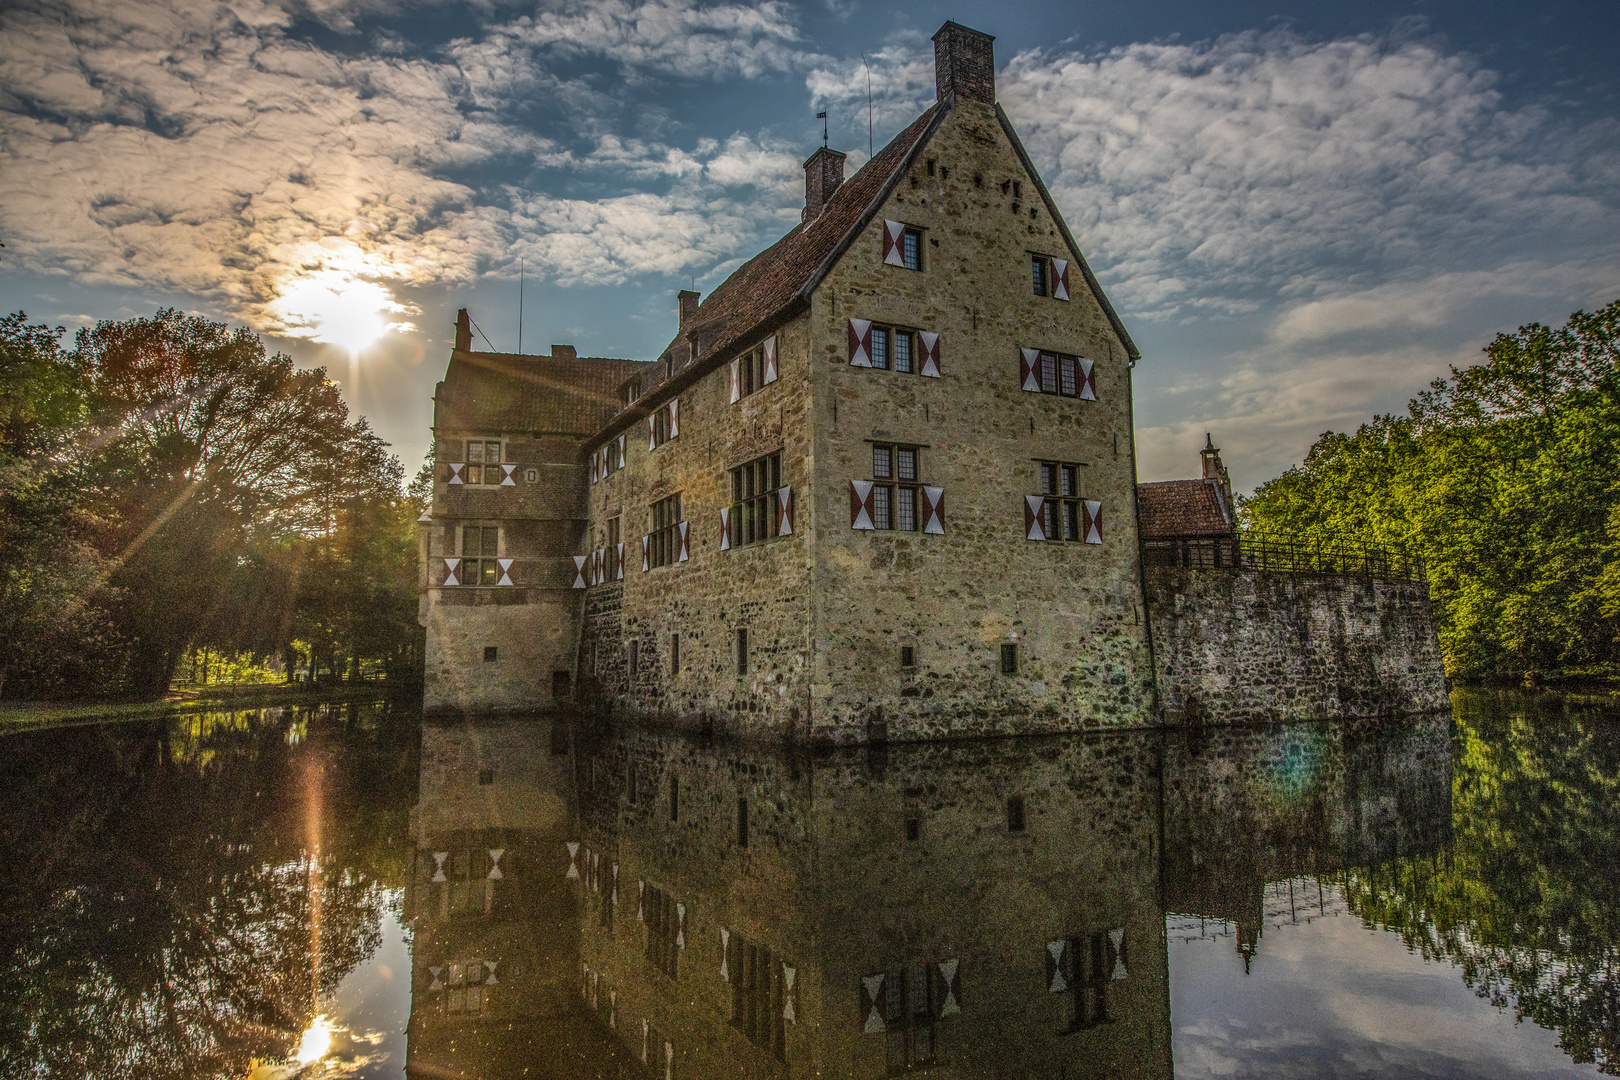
[405,714,1450,1077]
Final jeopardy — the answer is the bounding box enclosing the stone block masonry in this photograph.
[1145,567,1449,725]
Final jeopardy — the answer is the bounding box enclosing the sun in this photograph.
[269,268,414,356]
[295,1015,333,1065]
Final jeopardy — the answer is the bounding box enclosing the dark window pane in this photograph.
[873,446,892,479]
[895,332,912,373]
[897,487,917,531]
[1061,357,1077,396]
[873,485,892,530]
[903,230,920,270]
[897,448,916,481]
[1032,256,1046,296]
[872,328,888,369]
[1041,353,1057,394]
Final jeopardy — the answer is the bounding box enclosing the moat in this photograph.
[3,692,1616,1078]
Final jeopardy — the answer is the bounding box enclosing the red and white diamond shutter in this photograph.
[647,414,657,450]
[447,462,465,485]
[848,319,873,367]
[1020,348,1041,392]
[617,434,626,469]
[1084,500,1103,544]
[677,520,689,562]
[443,557,461,586]
[882,220,906,266]
[729,358,740,403]
[616,542,625,580]
[668,398,679,439]
[1052,258,1070,301]
[1078,358,1097,401]
[590,452,598,484]
[850,481,876,530]
[641,536,650,572]
[1025,495,1048,541]
[719,507,731,551]
[777,485,793,536]
[922,486,945,534]
[501,463,517,486]
[572,556,587,589]
[497,559,514,586]
[919,331,941,378]
[763,335,778,384]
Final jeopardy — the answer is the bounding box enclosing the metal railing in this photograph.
[1142,530,1425,583]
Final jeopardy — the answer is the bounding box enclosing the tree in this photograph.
[1244,300,1620,682]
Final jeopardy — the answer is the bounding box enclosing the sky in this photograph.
[2,0,1618,490]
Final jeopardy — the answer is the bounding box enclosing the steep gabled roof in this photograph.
[590,105,946,446]
[438,350,648,436]
[1136,480,1235,540]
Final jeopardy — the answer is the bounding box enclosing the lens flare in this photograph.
[295,1015,332,1065]
[269,269,412,356]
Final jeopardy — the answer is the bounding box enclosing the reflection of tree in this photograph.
[1336,692,1620,1073]
[0,704,417,1077]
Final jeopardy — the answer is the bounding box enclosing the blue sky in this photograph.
[3,0,1617,488]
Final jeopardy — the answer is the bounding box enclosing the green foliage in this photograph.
[0,309,422,701]
[1243,300,1620,682]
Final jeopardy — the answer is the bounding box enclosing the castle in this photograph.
[417,21,1448,738]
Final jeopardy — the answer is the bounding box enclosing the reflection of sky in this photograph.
[1169,880,1598,1079]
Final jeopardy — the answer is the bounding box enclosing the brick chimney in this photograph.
[802,146,846,222]
[678,289,701,327]
[932,21,996,106]
[1201,433,1235,523]
[454,308,472,352]
[551,344,577,361]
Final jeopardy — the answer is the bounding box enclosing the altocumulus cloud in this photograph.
[0,0,814,346]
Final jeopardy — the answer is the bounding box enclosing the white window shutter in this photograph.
[848,319,872,367]
[777,485,793,536]
[1079,358,1097,401]
[443,557,461,586]
[1052,258,1070,301]
[729,357,740,403]
[668,398,679,439]
[763,335,778,384]
[616,543,624,580]
[920,331,941,378]
[497,558,514,586]
[882,219,906,266]
[447,462,465,485]
[720,506,731,551]
[501,463,517,486]
[1020,348,1041,392]
[922,486,944,534]
[572,556,587,589]
[1084,500,1103,544]
[590,452,598,484]
[1025,495,1047,541]
[678,520,689,562]
[618,433,626,468]
[647,414,656,451]
[850,480,875,530]
[642,535,650,572]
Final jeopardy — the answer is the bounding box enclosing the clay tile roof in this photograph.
[439,351,650,435]
[598,104,946,436]
[1136,480,1234,540]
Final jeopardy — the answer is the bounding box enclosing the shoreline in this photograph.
[0,682,402,733]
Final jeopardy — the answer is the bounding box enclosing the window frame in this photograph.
[459,524,502,586]
[862,322,922,375]
[1036,461,1088,542]
[649,493,683,569]
[738,344,768,399]
[463,439,505,485]
[867,443,925,532]
[1031,254,1049,297]
[729,452,784,547]
[1030,350,1087,397]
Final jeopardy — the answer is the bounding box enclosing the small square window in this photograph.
[1007,795,1026,833]
[478,768,495,785]
[1000,642,1017,675]
[905,817,921,842]
[526,468,537,483]
[484,646,498,663]
[900,645,915,669]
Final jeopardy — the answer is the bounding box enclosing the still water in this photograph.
[1,692,1616,1078]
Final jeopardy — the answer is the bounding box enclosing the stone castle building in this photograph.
[420,22,1157,740]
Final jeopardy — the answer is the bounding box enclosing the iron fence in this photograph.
[1143,530,1425,583]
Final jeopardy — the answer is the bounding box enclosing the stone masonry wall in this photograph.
[808,98,1155,741]
[1145,567,1449,726]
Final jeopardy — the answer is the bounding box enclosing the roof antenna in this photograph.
[517,257,524,355]
[861,53,873,158]
[817,110,827,148]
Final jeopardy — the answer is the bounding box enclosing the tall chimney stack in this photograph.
[454,308,472,352]
[932,21,996,106]
[802,146,847,222]
[678,289,701,327]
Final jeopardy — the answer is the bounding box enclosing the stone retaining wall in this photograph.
[1144,567,1448,725]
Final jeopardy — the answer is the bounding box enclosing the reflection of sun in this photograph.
[270,270,410,357]
[296,1015,333,1065]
